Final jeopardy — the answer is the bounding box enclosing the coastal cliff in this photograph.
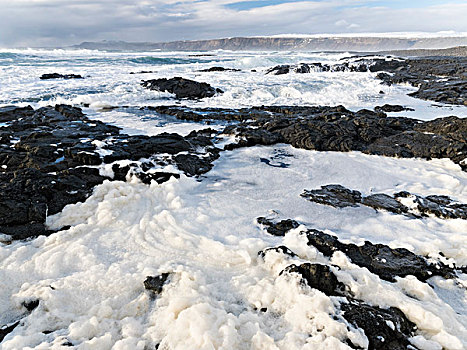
[73,36,467,51]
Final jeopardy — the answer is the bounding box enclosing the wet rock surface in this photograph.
[281,263,346,296]
[40,73,83,80]
[340,301,417,350]
[301,184,467,219]
[141,77,223,99]
[304,229,455,282]
[144,105,467,170]
[301,185,362,208]
[0,322,20,343]
[144,273,171,294]
[373,57,467,105]
[265,56,467,105]
[258,245,297,259]
[268,246,417,349]
[198,66,241,72]
[374,104,414,113]
[0,105,219,240]
[256,217,300,236]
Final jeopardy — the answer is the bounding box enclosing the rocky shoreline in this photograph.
[1,54,466,348]
[0,105,219,240]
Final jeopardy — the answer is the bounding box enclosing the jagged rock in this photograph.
[373,57,467,105]
[198,67,240,72]
[265,65,290,75]
[374,104,414,113]
[258,245,297,259]
[264,56,467,106]
[257,217,300,236]
[361,194,411,215]
[141,105,466,170]
[281,263,346,296]
[141,77,223,99]
[341,301,416,350]
[144,273,170,294]
[21,299,40,312]
[301,184,467,219]
[267,243,417,349]
[301,185,362,208]
[304,229,454,282]
[395,192,467,220]
[0,105,220,240]
[0,321,20,342]
[409,79,467,105]
[415,116,467,143]
[40,73,83,80]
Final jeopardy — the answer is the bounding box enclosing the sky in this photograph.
[0,0,466,47]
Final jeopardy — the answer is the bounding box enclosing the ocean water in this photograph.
[0,49,466,349]
[1,48,466,135]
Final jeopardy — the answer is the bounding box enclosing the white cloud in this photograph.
[0,0,466,47]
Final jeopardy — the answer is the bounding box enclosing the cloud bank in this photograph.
[0,0,466,47]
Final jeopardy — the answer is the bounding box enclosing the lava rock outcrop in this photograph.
[141,77,223,99]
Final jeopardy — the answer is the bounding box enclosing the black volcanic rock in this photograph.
[304,229,454,282]
[361,194,411,215]
[260,240,418,349]
[258,245,297,259]
[281,263,346,296]
[301,184,467,220]
[341,301,416,350]
[263,56,467,105]
[265,65,291,75]
[40,73,83,80]
[0,321,20,343]
[198,67,240,72]
[257,217,300,236]
[374,104,414,113]
[301,185,362,208]
[144,273,170,294]
[141,77,223,99]
[0,105,220,240]
[141,105,466,170]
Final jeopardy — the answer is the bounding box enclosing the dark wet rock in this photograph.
[265,65,290,75]
[40,73,83,80]
[302,185,467,220]
[373,57,467,105]
[264,241,417,349]
[22,299,40,312]
[0,321,20,342]
[264,56,467,105]
[301,185,362,208]
[198,67,241,72]
[129,70,156,74]
[374,104,414,113]
[144,273,170,294]
[341,301,416,350]
[257,217,300,236]
[415,116,467,143]
[304,229,455,282]
[141,104,466,170]
[0,105,220,240]
[361,194,411,215]
[395,192,467,220]
[409,79,467,105]
[141,77,223,99]
[281,263,346,296]
[258,245,297,259]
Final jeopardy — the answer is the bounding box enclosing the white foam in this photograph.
[1,49,465,134]
[1,147,466,349]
